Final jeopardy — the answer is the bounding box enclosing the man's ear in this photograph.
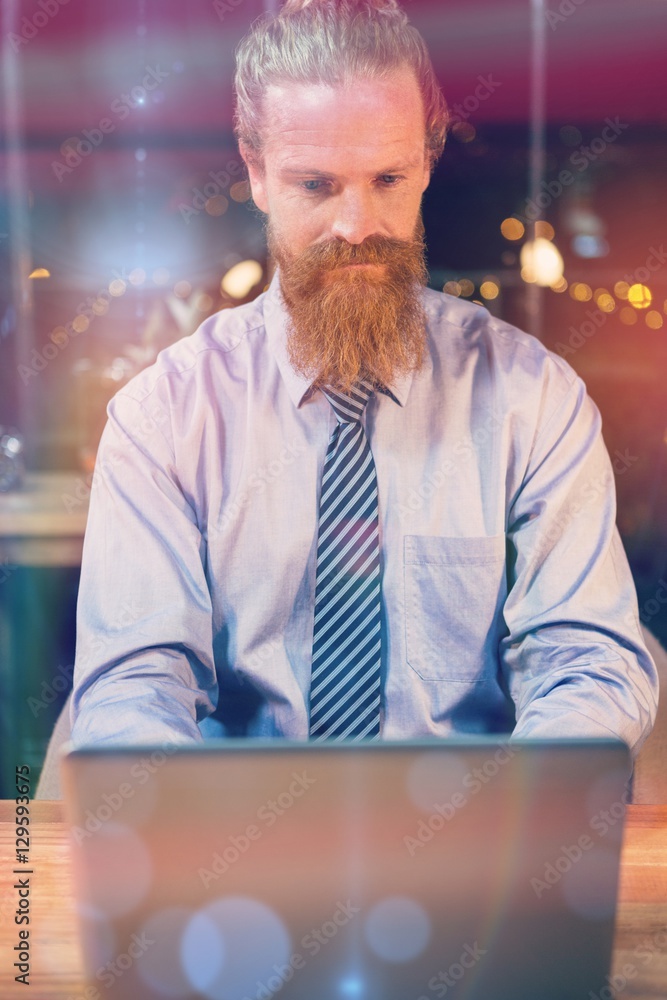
[240,143,269,213]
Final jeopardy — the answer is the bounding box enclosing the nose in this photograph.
[329,187,382,245]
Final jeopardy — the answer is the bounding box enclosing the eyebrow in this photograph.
[278,160,420,178]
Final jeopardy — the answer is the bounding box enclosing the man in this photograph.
[70,0,657,754]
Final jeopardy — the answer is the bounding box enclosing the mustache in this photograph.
[294,232,425,271]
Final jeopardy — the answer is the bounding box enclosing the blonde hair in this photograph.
[234,0,450,172]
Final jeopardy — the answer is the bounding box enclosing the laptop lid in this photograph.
[60,738,631,1000]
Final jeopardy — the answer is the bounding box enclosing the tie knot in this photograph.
[321,381,374,424]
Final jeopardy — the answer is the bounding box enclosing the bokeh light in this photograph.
[570,282,593,302]
[628,284,652,309]
[221,260,263,299]
[520,238,564,286]
[619,307,638,326]
[500,217,524,241]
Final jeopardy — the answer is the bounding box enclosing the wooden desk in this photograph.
[0,803,666,999]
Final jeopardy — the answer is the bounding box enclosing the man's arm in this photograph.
[70,389,218,745]
[500,372,658,757]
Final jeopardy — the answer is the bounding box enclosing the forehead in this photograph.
[261,67,426,172]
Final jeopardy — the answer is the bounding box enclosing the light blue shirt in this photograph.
[70,270,658,756]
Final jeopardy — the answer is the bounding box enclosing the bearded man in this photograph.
[70,0,657,754]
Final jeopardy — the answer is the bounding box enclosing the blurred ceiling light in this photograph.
[534,221,555,241]
[174,280,192,299]
[520,238,564,286]
[646,311,663,330]
[480,280,499,300]
[597,294,616,313]
[72,314,90,333]
[571,234,609,258]
[443,281,462,297]
[194,292,214,313]
[452,121,476,143]
[564,206,605,236]
[205,195,229,217]
[551,277,568,293]
[230,181,252,203]
[129,267,147,286]
[619,307,637,326]
[614,281,630,300]
[569,282,592,302]
[50,326,69,345]
[92,298,110,316]
[28,267,50,278]
[109,279,127,297]
[457,278,475,297]
[221,260,263,299]
[501,218,524,241]
[628,284,652,309]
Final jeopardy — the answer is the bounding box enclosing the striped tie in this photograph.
[309,381,382,741]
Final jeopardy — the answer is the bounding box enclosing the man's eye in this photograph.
[379,175,402,186]
[301,180,326,192]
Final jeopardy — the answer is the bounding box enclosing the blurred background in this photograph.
[0,0,666,795]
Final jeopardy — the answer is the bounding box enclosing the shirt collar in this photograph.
[262,267,418,410]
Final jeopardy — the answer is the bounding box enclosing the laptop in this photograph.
[60,738,631,1000]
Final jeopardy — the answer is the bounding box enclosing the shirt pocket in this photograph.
[404,534,507,682]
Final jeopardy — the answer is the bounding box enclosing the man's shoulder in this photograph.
[117,293,268,406]
[423,285,579,389]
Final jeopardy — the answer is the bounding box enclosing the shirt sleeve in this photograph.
[69,388,218,746]
[500,369,658,758]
